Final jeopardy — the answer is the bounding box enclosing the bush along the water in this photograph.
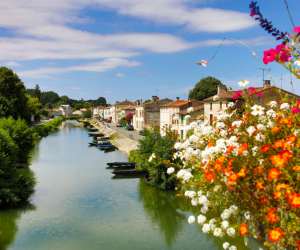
[0,119,36,207]
[171,92,300,249]
[129,128,181,190]
[34,117,64,137]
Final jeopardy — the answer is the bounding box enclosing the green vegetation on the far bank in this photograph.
[129,129,181,190]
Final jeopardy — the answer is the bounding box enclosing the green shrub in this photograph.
[0,128,35,207]
[34,117,64,137]
[132,128,181,190]
[0,118,36,163]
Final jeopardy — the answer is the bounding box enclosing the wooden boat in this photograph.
[106,164,135,170]
[112,169,147,177]
[107,162,136,167]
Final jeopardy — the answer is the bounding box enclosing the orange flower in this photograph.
[261,144,271,153]
[238,168,246,177]
[254,166,264,175]
[268,228,284,242]
[270,150,292,168]
[273,191,282,200]
[288,193,300,208]
[239,223,248,236]
[228,173,238,185]
[276,183,290,191]
[204,171,215,183]
[271,126,281,134]
[207,141,214,148]
[268,168,281,181]
[293,165,300,172]
[273,139,284,149]
[238,143,248,155]
[256,181,264,190]
[266,208,279,224]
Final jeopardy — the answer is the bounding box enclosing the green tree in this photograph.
[26,95,42,121]
[188,76,226,101]
[40,91,60,106]
[0,67,30,121]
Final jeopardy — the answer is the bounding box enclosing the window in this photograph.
[220,102,222,110]
[210,114,213,125]
[210,103,213,110]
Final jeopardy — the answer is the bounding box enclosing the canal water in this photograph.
[0,121,259,250]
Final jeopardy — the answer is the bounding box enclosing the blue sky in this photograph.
[0,0,299,103]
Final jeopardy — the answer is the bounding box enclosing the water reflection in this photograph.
[138,180,187,246]
[0,206,34,250]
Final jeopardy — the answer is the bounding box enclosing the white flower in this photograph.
[191,198,198,206]
[216,122,226,129]
[229,246,237,250]
[257,124,265,131]
[255,133,265,142]
[184,190,196,198]
[228,102,235,108]
[266,109,276,118]
[174,142,182,150]
[221,220,229,229]
[177,169,193,183]
[280,103,290,110]
[244,211,251,220]
[198,195,208,205]
[221,209,231,220]
[269,101,277,108]
[251,105,265,116]
[232,120,242,128]
[201,205,209,214]
[246,126,256,136]
[252,146,258,156]
[238,80,250,87]
[223,242,230,249]
[167,167,175,175]
[213,227,224,237]
[189,134,199,143]
[226,227,236,237]
[197,214,207,225]
[294,60,300,67]
[188,215,196,224]
[202,223,210,233]
[229,205,238,214]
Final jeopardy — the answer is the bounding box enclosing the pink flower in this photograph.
[232,90,242,100]
[263,49,277,64]
[291,107,300,114]
[294,26,300,33]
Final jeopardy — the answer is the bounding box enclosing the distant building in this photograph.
[59,105,72,117]
[112,100,136,124]
[92,106,106,119]
[133,97,172,131]
[203,80,300,125]
[160,98,203,140]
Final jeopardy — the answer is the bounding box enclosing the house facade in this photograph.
[59,105,72,117]
[160,99,203,140]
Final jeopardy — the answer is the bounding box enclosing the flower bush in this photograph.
[171,93,300,249]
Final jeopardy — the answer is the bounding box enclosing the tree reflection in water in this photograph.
[0,205,34,250]
[138,180,189,247]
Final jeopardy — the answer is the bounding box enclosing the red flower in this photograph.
[266,208,279,224]
[263,49,277,64]
[291,107,300,114]
[294,26,300,33]
[288,193,300,208]
[232,90,242,100]
[261,144,271,153]
[204,171,215,183]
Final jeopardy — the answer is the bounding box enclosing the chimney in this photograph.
[152,96,159,101]
[217,85,227,96]
[263,80,271,88]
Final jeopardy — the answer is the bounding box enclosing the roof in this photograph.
[144,98,173,108]
[164,100,190,108]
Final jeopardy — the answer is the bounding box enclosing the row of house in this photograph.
[92,80,299,140]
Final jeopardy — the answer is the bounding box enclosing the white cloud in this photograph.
[115,73,125,78]
[20,58,140,78]
[0,0,258,77]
